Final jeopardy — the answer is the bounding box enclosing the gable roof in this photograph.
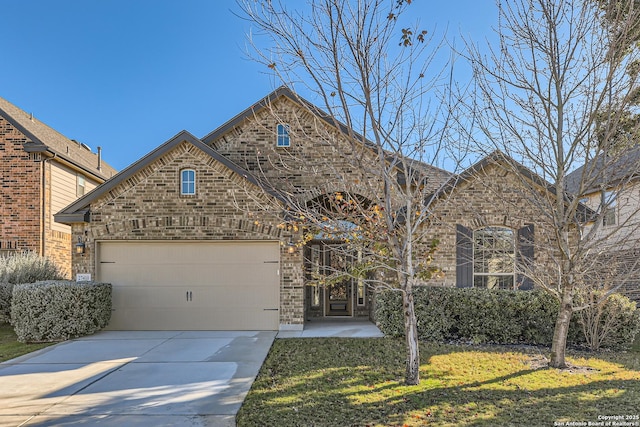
[565,146,640,195]
[202,86,452,187]
[55,130,288,224]
[429,150,595,221]
[202,86,348,146]
[0,96,117,181]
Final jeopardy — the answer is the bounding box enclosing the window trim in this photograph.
[180,169,196,196]
[277,123,291,147]
[473,226,516,290]
[602,190,617,227]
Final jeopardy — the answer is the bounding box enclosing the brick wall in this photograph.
[209,97,386,203]
[71,140,305,326]
[428,162,556,288]
[0,116,42,255]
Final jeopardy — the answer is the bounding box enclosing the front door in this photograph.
[325,279,352,316]
[323,243,353,317]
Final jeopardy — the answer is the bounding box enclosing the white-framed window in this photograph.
[181,169,196,195]
[310,244,321,307]
[602,190,617,227]
[473,226,515,290]
[356,249,365,306]
[76,175,86,197]
[277,123,290,147]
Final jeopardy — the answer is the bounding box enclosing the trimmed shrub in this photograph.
[11,281,112,343]
[0,282,13,323]
[375,286,639,349]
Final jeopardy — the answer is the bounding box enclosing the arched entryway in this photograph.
[302,193,373,320]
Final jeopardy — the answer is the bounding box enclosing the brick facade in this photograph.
[0,116,43,256]
[428,161,555,289]
[70,140,305,327]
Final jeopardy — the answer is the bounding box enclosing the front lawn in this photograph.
[238,337,640,426]
[0,322,53,363]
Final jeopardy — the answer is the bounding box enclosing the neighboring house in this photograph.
[566,147,640,301]
[54,88,578,331]
[0,96,117,277]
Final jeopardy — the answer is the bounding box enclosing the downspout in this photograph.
[40,153,56,257]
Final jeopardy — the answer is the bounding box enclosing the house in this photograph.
[55,88,566,331]
[566,147,640,301]
[0,96,117,277]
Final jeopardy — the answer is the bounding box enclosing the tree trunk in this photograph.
[549,291,573,368]
[402,289,420,385]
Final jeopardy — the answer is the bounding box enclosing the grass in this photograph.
[0,322,54,363]
[237,337,640,427]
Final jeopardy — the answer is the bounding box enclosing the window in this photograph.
[76,175,86,197]
[473,227,515,290]
[310,244,321,307]
[356,250,365,306]
[277,123,290,147]
[602,190,617,227]
[181,169,196,195]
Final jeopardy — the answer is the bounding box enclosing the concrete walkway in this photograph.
[277,319,384,338]
[0,330,275,427]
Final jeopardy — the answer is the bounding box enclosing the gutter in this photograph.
[23,142,109,183]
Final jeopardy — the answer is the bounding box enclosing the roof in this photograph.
[55,130,288,224]
[202,86,452,186]
[565,146,640,195]
[0,96,117,180]
[429,150,595,221]
[203,86,350,146]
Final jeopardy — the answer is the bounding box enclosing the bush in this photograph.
[0,282,13,323]
[11,281,112,343]
[575,292,640,351]
[375,286,639,349]
[0,252,63,284]
[0,252,63,323]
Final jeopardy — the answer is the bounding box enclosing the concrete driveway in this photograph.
[0,330,276,427]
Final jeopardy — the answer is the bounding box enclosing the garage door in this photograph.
[96,241,280,330]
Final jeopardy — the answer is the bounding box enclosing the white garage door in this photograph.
[97,241,280,330]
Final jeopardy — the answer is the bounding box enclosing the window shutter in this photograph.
[517,224,534,290]
[456,224,473,287]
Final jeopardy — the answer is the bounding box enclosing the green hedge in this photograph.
[11,281,112,343]
[375,287,639,349]
[0,282,13,323]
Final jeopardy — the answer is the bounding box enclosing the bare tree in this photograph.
[234,0,466,384]
[468,0,640,368]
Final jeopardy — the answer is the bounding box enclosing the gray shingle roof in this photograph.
[565,146,640,195]
[0,96,117,180]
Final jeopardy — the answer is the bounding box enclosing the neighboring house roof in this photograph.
[202,86,452,188]
[55,130,288,224]
[565,146,640,195]
[0,96,116,181]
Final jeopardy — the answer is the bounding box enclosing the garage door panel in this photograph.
[98,241,280,330]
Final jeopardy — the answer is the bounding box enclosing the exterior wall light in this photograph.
[286,241,297,254]
[75,237,86,254]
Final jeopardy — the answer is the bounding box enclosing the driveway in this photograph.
[0,330,276,427]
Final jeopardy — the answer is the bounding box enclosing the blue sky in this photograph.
[0,1,496,171]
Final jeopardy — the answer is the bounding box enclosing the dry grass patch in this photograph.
[237,338,640,426]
